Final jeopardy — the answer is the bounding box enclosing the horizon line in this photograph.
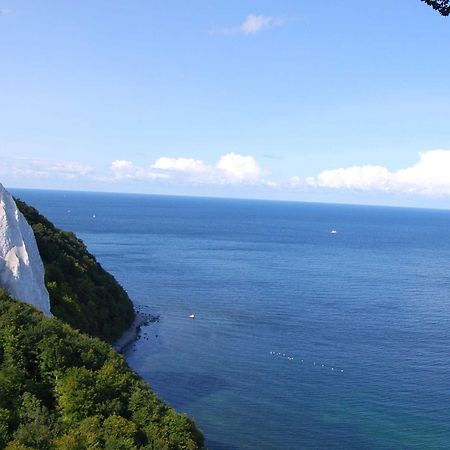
[7,185,450,213]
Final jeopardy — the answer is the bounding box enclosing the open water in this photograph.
[12,189,450,449]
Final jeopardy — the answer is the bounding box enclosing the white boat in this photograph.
[189,314,195,319]
[330,229,337,234]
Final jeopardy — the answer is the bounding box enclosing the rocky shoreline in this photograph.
[114,306,159,353]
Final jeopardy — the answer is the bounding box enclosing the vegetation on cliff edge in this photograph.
[0,291,204,449]
[15,199,134,343]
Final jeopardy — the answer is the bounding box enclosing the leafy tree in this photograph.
[102,415,137,450]
[54,416,103,449]
[421,0,450,15]
[15,199,135,342]
[12,393,58,449]
[0,408,10,449]
[0,292,204,449]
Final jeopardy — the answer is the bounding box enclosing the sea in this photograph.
[11,189,450,450]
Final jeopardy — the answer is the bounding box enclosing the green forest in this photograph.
[15,199,135,343]
[0,292,204,449]
[0,200,204,449]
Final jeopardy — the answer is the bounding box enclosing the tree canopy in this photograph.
[421,0,450,15]
[15,199,135,343]
[0,199,205,448]
[0,291,204,449]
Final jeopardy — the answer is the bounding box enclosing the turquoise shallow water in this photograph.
[13,189,450,449]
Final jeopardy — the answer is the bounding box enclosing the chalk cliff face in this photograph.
[0,183,51,316]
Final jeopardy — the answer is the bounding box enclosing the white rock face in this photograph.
[0,183,52,316]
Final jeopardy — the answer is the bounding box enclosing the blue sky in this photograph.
[1,0,450,207]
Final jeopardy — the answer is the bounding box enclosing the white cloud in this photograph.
[264,180,279,188]
[0,157,93,180]
[52,161,93,176]
[239,14,283,34]
[111,160,133,170]
[306,165,390,190]
[109,160,169,181]
[115,152,274,186]
[216,153,262,184]
[0,152,272,188]
[305,150,450,196]
[152,157,206,173]
[394,150,450,192]
[290,176,301,187]
[215,14,283,35]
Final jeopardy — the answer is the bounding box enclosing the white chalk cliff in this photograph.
[0,183,52,316]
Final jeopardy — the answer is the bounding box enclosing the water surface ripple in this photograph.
[14,190,450,450]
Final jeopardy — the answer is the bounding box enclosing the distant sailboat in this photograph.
[189,314,195,319]
[330,229,337,234]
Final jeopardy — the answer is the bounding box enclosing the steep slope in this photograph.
[0,183,51,316]
[0,291,204,449]
[14,198,135,343]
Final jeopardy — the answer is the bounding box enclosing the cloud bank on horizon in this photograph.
[304,150,450,196]
[3,150,450,201]
[0,157,93,180]
[110,153,275,187]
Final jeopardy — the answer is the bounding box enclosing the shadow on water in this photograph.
[140,371,229,409]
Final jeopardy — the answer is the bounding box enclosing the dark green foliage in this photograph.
[2,199,204,447]
[421,0,450,15]
[15,199,135,343]
[0,292,204,449]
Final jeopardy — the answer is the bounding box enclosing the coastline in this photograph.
[114,307,159,353]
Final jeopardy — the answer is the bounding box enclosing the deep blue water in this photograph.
[12,189,450,449]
